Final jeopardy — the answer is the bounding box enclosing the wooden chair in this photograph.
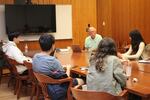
[0,60,6,84]
[6,56,30,99]
[0,42,9,84]
[71,87,128,100]
[23,61,41,100]
[0,59,11,84]
[0,58,6,84]
[33,72,73,100]
[1,54,16,87]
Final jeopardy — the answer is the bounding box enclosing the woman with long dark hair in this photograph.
[87,37,126,95]
[121,29,145,60]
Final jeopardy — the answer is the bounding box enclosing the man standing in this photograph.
[85,27,102,51]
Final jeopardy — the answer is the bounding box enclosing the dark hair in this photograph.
[39,34,55,51]
[129,29,144,53]
[92,37,117,72]
[8,32,20,41]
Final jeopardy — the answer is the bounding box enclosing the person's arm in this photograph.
[11,46,27,63]
[54,59,72,77]
[124,42,145,59]
[123,45,132,55]
[118,45,132,60]
[113,58,127,88]
[65,64,73,77]
[84,38,89,51]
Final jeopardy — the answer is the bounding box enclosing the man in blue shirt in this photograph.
[32,34,84,100]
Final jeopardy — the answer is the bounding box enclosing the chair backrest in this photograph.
[33,72,73,100]
[71,87,128,100]
[0,41,4,59]
[23,61,34,80]
[5,55,21,77]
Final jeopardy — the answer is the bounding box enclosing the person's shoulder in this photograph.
[6,42,19,52]
[33,53,52,59]
[86,36,90,39]
[33,54,58,64]
[46,56,59,63]
[107,55,120,62]
[96,34,102,39]
[96,33,102,36]
[33,53,40,58]
[139,42,145,49]
[85,36,91,41]
[140,41,145,45]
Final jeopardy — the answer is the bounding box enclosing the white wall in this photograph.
[0,5,72,41]
[0,5,7,41]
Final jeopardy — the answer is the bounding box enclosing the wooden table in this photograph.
[55,51,89,67]
[56,52,150,100]
[23,50,41,57]
[24,50,150,99]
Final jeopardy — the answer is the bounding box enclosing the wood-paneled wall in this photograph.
[72,0,97,48]
[111,0,130,47]
[97,0,112,37]
[17,39,72,51]
[0,0,97,50]
[2,0,150,51]
[97,0,150,48]
[0,0,13,4]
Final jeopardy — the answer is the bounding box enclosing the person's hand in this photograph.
[63,64,72,70]
[66,64,73,70]
[121,59,129,66]
[121,54,129,60]
[117,52,123,59]
[118,53,128,60]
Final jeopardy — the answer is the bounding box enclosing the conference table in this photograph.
[55,51,150,100]
[25,50,150,100]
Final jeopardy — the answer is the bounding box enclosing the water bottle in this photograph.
[25,43,28,53]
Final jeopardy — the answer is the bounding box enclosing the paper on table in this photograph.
[138,60,150,63]
[60,48,69,52]
[80,66,89,70]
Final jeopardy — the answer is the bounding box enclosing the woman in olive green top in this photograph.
[87,37,127,95]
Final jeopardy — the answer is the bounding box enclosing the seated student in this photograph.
[2,32,31,74]
[87,37,127,96]
[32,34,84,100]
[84,27,102,52]
[120,29,145,60]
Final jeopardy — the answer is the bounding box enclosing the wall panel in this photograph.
[72,0,97,48]
[97,0,112,37]
[111,0,130,47]
[130,0,150,44]
[0,0,13,4]
[97,0,150,49]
